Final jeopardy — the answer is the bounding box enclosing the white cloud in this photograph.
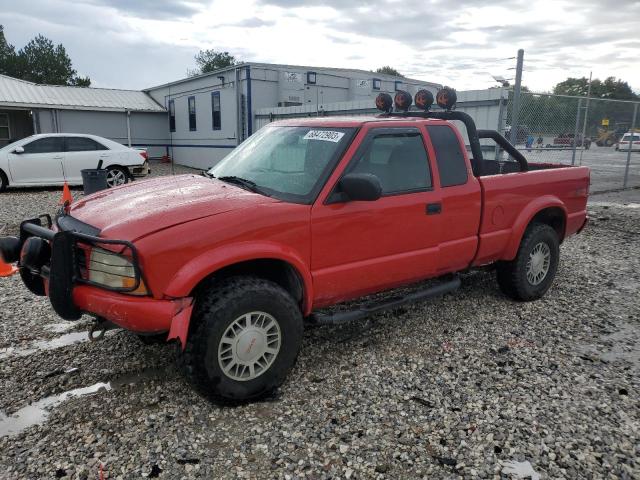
[0,0,638,93]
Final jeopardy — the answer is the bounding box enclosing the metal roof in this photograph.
[145,62,441,91]
[0,74,165,112]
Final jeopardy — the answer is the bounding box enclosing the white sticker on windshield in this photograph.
[303,130,345,143]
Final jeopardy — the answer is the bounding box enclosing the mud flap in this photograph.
[166,298,194,350]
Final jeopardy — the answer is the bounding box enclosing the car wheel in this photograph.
[177,276,303,403]
[0,169,7,192]
[106,166,129,188]
[496,223,560,301]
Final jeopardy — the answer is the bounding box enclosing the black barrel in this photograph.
[80,169,108,195]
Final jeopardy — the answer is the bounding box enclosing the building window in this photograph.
[372,78,381,90]
[394,81,403,91]
[211,91,221,131]
[307,71,317,85]
[0,113,9,140]
[168,100,175,132]
[188,96,196,131]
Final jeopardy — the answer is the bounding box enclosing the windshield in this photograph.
[210,126,355,203]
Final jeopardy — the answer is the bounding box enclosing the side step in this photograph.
[308,275,461,326]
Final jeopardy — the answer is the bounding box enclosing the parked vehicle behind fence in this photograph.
[615,132,640,152]
[0,133,150,192]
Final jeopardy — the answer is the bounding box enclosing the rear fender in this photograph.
[163,241,314,315]
[503,196,567,260]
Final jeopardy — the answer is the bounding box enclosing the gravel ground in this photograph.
[0,169,638,479]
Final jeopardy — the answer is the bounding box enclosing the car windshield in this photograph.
[209,126,355,204]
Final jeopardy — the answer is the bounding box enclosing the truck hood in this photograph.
[68,174,278,240]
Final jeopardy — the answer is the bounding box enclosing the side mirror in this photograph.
[13,146,24,154]
[337,173,382,202]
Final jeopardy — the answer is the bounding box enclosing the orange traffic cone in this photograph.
[59,182,73,205]
[0,258,18,277]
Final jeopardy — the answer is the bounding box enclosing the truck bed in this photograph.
[472,163,590,266]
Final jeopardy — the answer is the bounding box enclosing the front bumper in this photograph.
[3,215,191,339]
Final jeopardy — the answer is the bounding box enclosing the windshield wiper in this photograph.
[201,171,214,178]
[217,176,269,196]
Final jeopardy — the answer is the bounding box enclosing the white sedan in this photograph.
[0,133,150,192]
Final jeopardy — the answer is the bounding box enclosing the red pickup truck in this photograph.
[0,96,589,402]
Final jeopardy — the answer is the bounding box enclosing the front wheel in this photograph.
[177,276,303,403]
[496,223,560,301]
[106,166,129,188]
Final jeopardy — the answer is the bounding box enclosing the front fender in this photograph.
[503,195,567,260]
[163,241,314,315]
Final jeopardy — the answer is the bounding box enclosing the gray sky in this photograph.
[1,0,638,92]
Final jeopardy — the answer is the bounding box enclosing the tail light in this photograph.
[139,151,148,160]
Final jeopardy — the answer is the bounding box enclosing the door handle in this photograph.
[426,203,442,215]
[53,156,63,159]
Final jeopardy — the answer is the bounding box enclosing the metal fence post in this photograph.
[495,88,506,160]
[571,98,582,166]
[623,102,638,189]
[509,49,524,146]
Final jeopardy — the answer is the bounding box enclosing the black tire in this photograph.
[177,276,303,403]
[105,166,129,188]
[0,169,7,192]
[496,223,560,301]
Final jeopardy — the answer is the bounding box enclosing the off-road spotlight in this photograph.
[375,93,393,113]
[394,90,412,112]
[414,90,434,111]
[436,86,457,110]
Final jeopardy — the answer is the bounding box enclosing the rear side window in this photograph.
[426,125,468,187]
[22,137,64,154]
[65,137,107,152]
[349,129,432,194]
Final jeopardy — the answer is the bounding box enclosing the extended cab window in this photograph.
[210,126,355,204]
[426,125,468,187]
[65,137,107,152]
[22,137,64,154]
[350,129,431,194]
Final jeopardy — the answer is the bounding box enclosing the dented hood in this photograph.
[68,174,278,240]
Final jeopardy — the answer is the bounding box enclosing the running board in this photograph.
[308,275,461,326]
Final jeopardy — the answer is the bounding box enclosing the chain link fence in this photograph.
[502,91,640,192]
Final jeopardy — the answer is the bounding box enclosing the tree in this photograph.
[375,66,403,77]
[190,49,237,76]
[0,26,90,86]
[0,25,17,77]
[553,76,638,101]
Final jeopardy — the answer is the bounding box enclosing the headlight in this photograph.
[88,247,148,295]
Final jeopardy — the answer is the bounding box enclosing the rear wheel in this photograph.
[0,169,7,192]
[106,166,129,188]
[177,276,303,403]
[496,223,560,301]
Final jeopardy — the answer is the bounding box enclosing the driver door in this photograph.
[8,137,65,185]
[310,127,442,306]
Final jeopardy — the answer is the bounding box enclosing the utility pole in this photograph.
[509,49,524,147]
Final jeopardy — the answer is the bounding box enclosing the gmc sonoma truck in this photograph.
[0,90,590,402]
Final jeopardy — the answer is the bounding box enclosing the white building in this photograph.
[0,74,167,156]
[145,63,441,169]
